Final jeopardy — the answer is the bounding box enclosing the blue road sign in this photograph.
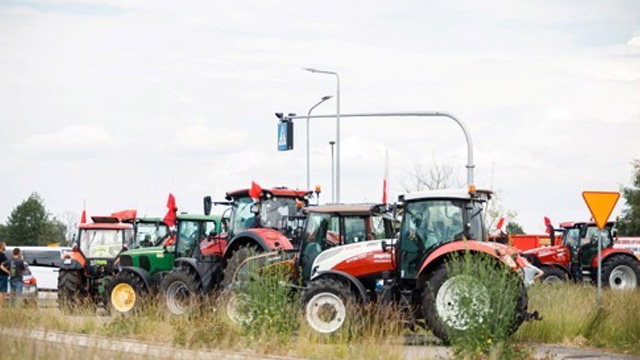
[278,121,294,151]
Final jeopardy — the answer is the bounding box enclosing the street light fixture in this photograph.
[306,95,332,190]
[303,67,341,202]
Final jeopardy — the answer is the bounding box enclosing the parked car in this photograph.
[5,246,70,291]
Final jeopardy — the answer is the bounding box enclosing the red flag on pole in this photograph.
[382,149,389,204]
[80,210,87,224]
[163,193,177,227]
[249,181,263,200]
[496,217,505,231]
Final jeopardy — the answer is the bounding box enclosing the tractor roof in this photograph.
[305,203,386,216]
[402,188,492,202]
[226,187,312,200]
[79,222,133,230]
[176,213,221,222]
[560,221,615,229]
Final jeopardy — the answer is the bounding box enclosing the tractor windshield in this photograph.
[399,199,484,279]
[134,223,169,249]
[231,197,256,233]
[79,229,133,259]
[260,197,299,230]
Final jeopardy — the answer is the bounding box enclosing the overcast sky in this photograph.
[1,0,639,233]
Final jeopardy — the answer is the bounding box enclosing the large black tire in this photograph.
[540,266,568,284]
[222,246,260,288]
[57,270,83,312]
[161,265,202,316]
[107,271,148,315]
[601,255,640,290]
[422,263,528,343]
[301,278,356,336]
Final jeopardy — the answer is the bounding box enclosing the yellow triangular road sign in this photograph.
[582,191,621,230]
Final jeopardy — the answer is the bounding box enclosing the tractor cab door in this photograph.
[398,200,466,279]
[579,225,612,269]
[175,220,206,258]
[300,213,340,279]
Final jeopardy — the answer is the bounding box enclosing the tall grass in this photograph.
[516,283,640,354]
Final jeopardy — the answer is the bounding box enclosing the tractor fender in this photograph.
[174,257,223,294]
[592,248,639,268]
[60,250,86,270]
[310,270,368,305]
[418,240,515,277]
[223,229,293,259]
[118,266,155,290]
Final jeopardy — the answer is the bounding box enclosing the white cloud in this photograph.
[16,124,117,156]
[629,36,640,47]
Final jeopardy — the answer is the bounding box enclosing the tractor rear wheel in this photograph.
[161,265,202,316]
[301,278,356,335]
[222,246,260,288]
[540,266,568,284]
[422,262,528,343]
[108,272,148,315]
[57,270,83,312]
[601,255,640,290]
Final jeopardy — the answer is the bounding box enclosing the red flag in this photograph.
[544,217,552,234]
[163,193,177,227]
[496,217,505,231]
[382,149,389,204]
[249,181,263,200]
[80,210,87,224]
[111,209,137,221]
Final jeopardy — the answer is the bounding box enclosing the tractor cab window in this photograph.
[564,228,580,248]
[399,200,467,279]
[231,197,256,234]
[204,220,219,237]
[344,217,367,244]
[79,229,126,259]
[301,213,338,279]
[584,226,612,249]
[371,215,389,240]
[134,223,168,249]
[176,221,201,258]
[260,197,299,230]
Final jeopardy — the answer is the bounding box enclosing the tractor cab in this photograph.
[75,217,135,263]
[397,188,490,280]
[131,218,170,249]
[298,204,397,279]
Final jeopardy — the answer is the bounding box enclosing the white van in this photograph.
[4,246,71,291]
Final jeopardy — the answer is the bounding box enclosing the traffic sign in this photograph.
[278,121,294,151]
[582,191,621,230]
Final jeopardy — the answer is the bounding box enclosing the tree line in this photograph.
[0,193,67,246]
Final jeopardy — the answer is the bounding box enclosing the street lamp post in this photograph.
[306,95,333,190]
[329,141,336,203]
[303,68,341,202]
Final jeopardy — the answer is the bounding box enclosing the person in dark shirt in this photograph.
[1,247,27,304]
[0,242,8,302]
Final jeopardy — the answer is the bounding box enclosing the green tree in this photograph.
[4,193,66,246]
[506,221,525,234]
[619,160,640,236]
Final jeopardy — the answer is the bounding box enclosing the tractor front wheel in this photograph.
[301,278,356,335]
[161,266,202,316]
[601,255,640,290]
[108,272,148,315]
[540,266,568,284]
[422,262,528,343]
[57,270,83,312]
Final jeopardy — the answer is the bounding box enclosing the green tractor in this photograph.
[107,213,222,314]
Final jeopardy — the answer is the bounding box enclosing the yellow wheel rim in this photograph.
[111,283,136,313]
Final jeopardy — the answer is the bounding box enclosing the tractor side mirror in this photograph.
[381,240,389,253]
[203,196,212,216]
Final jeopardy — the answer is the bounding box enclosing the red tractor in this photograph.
[521,220,640,289]
[229,188,541,342]
[160,185,313,315]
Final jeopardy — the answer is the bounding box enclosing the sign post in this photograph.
[582,191,621,307]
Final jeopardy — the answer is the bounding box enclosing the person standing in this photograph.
[0,242,8,304]
[1,247,26,306]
